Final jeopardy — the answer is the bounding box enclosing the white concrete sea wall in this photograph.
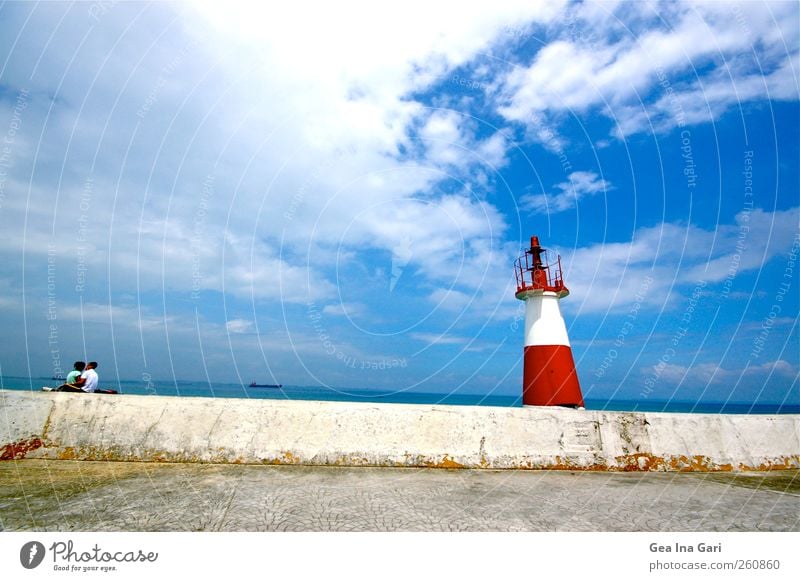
[1,390,798,471]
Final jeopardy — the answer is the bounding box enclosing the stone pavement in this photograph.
[0,460,798,532]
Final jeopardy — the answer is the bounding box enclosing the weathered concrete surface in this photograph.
[1,390,798,471]
[1,460,798,531]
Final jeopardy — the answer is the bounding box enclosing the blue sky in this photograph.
[0,1,797,405]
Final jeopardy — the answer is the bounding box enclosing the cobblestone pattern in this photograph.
[0,461,798,532]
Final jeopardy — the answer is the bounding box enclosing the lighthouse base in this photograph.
[523,345,584,407]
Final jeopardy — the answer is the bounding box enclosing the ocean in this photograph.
[2,376,798,415]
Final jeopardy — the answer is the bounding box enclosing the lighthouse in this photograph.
[514,236,584,408]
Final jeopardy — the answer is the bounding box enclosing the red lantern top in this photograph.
[514,236,569,298]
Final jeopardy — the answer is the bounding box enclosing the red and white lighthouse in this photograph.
[514,236,584,408]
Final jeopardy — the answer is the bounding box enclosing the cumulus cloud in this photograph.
[5,2,792,320]
[649,359,798,386]
[520,171,612,214]
[496,1,800,137]
[0,2,558,317]
[684,207,800,283]
[410,332,470,346]
[322,303,365,317]
[58,302,177,331]
[0,2,573,383]
[225,318,253,334]
[562,206,800,313]
[0,1,796,391]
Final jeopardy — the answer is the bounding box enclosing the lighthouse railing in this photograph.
[553,255,564,288]
[514,249,565,293]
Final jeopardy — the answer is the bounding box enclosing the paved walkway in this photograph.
[1,460,798,531]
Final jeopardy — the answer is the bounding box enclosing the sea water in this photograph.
[2,376,798,414]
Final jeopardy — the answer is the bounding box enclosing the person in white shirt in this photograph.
[79,362,99,393]
[55,361,97,393]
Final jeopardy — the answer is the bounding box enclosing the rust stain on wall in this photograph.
[263,451,302,465]
[0,438,44,460]
[739,457,800,472]
[10,443,800,472]
[423,455,465,469]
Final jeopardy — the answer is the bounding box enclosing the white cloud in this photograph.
[225,318,253,334]
[428,287,474,312]
[419,110,469,167]
[8,2,792,324]
[654,362,721,385]
[615,53,800,136]
[685,207,800,282]
[496,1,799,137]
[0,1,565,310]
[649,359,798,386]
[1,1,797,386]
[520,171,612,214]
[221,235,337,303]
[322,303,365,317]
[477,132,510,169]
[58,302,177,331]
[344,194,509,294]
[410,332,470,346]
[416,111,511,170]
[182,0,566,171]
[562,206,800,313]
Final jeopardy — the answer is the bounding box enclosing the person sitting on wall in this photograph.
[57,361,98,393]
[55,361,86,392]
[63,361,85,388]
[79,361,99,393]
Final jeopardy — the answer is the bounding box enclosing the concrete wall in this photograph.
[1,390,798,471]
